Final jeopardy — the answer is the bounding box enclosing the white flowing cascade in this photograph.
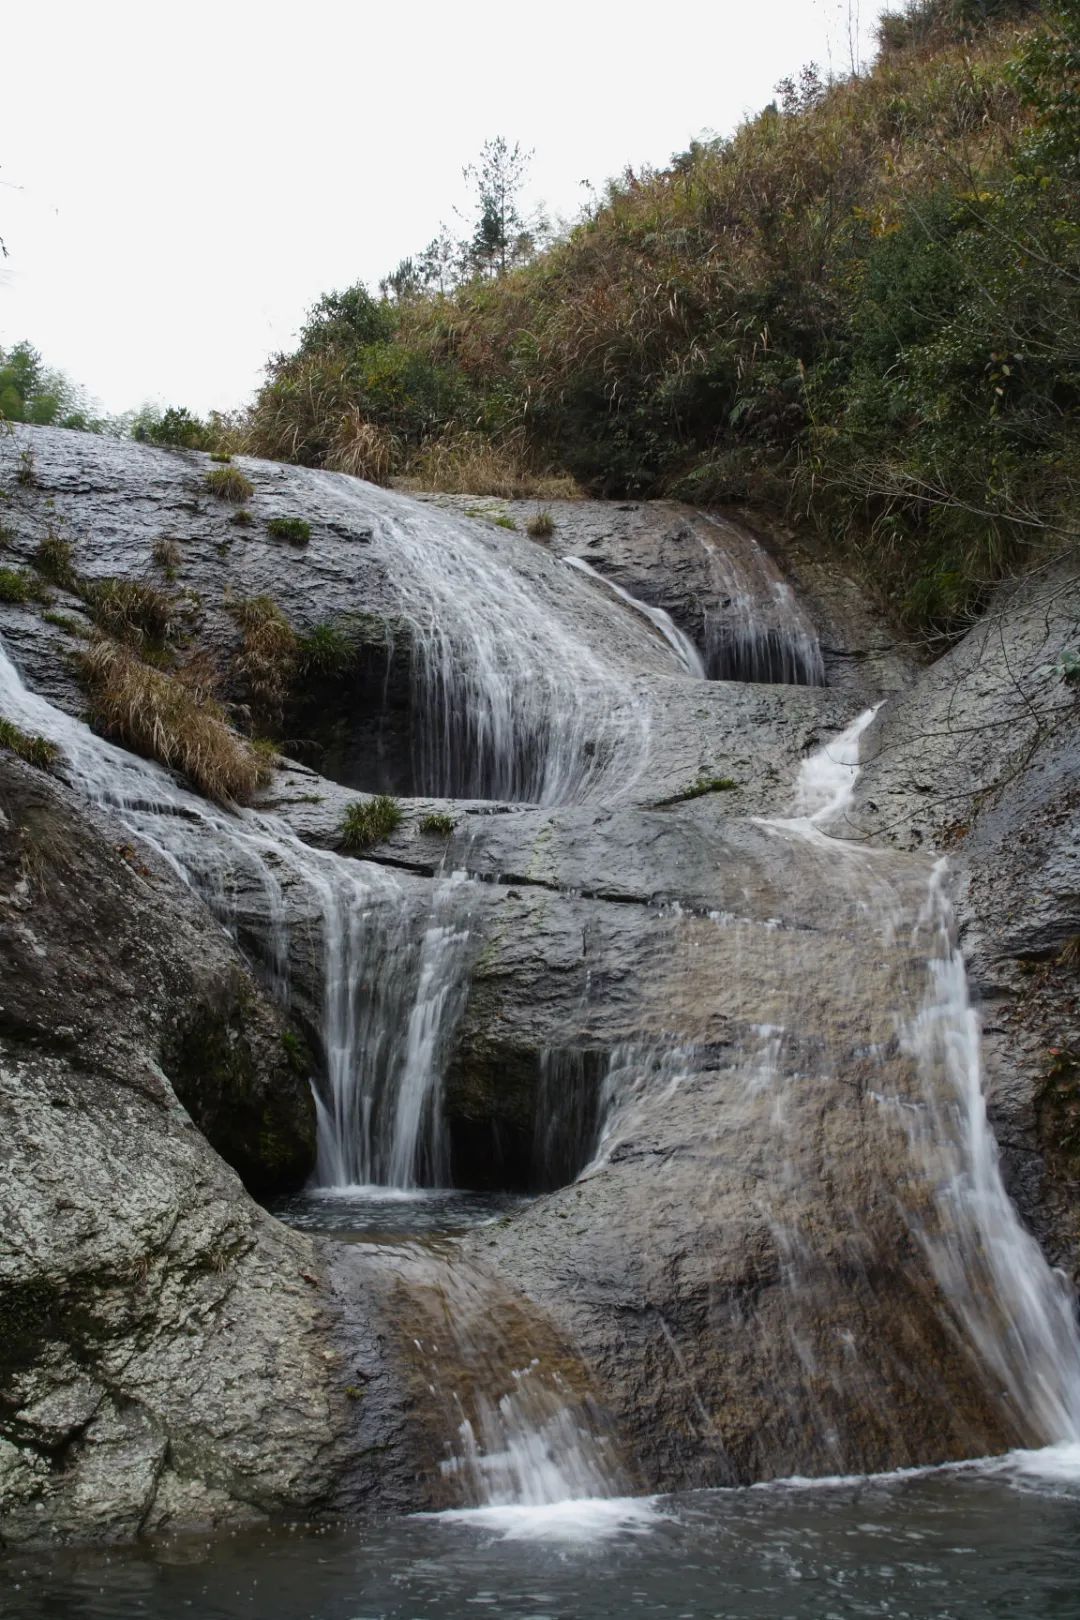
[291,471,674,804]
[561,555,707,678]
[0,639,472,1190]
[786,711,1080,1449]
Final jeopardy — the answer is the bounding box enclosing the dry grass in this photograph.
[78,639,264,803]
[153,538,182,579]
[224,593,299,722]
[400,432,581,500]
[325,409,398,484]
[85,577,175,650]
[526,508,556,539]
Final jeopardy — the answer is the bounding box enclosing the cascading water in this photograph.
[0,638,472,1193]
[764,712,1080,1454]
[700,513,825,686]
[561,556,706,678]
[290,470,670,805]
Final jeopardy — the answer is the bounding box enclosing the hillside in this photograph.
[244,0,1078,637]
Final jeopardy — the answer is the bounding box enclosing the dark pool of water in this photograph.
[7,1455,1080,1620]
[271,1186,527,1242]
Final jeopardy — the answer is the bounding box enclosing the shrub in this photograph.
[0,716,58,770]
[341,794,403,851]
[526,508,555,538]
[205,466,254,503]
[419,811,455,835]
[132,405,215,451]
[224,594,299,721]
[33,533,76,588]
[85,578,175,650]
[266,517,312,545]
[77,639,263,803]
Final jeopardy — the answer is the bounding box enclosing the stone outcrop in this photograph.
[1,423,1077,1541]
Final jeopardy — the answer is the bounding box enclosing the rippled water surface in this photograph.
[272,1186,527,1241]
[7,1458,1080,1620]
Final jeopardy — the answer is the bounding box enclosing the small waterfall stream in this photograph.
[560,556,707,678]
[0,640,472,1193]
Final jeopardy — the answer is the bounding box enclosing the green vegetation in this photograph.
[655,775,739,806]
[231,508,255,527]
[241,0,1078,637]
[0,716,59,771]
[205,465,254,503]
[16,447,36,487]
[341,794,403,851]
[266,516,312,544]
[42,611,87,636]
[0,566,35,602]
[419,811,456,835]
[0,341,103,431]
[297,620,359,676]
[209,451,233,463]
[77,638,265,803]
[526,509,555,539]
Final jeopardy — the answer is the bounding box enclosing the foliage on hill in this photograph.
[244,0,1079,636]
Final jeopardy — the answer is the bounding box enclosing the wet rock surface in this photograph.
[0,758,377,1544]
[1,424,1075,1539]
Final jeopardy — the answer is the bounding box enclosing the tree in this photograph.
[460,137,537,279]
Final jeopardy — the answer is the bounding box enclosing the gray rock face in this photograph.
[0,758,368,1543]
[1,424,1075,1542]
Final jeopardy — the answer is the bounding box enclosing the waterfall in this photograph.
[0,638,471,1191]
[560,556,706,678]
[292,470,664,805]
[699,514,825,686]
[771,713,1080,1451]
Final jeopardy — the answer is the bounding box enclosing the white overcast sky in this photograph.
[2,0,890,417]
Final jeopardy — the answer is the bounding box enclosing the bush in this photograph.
[341,794,403,851]
[0,716,58,770]
[205,466,255,503]
[266,517,312,544]
[77,639,264,802]
[132,405,216,451]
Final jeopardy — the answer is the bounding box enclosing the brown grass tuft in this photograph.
[206,465,255,503]
[325,409,398,484]
[78,639,264,803]
[400,432,581,500]
[224,594,299,723]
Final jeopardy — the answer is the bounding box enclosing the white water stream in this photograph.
[0,639,472,1192]
[561,556,706,678]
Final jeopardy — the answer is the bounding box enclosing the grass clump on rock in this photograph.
[419,811,455,836]
[0,566,34,603]
[33,534,76,589]
[85,578,175,652]
[205,466,254,503]
[297,620,358,677]
[225,594,299,723]
[0,716,59,771]
[655,775,739,807]
[77,639,265,804]
[266,517,311,545]
[341,794,402,852]
[231,508,255,528]
[526,509,555,539]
